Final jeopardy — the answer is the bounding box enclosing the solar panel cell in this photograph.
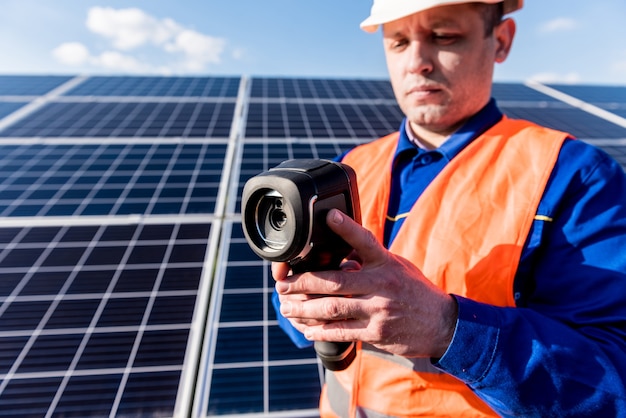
[0,301,52,331]
[268,364,321,411]
[54,374,122,414]
[45,299,100,329]
[76,332,136,370]
[208,367,265,415]
[0,336,30,374]
[116,371,181,416]
[18,333,84,372]
[0,377,64,417]
[134,329,189,366]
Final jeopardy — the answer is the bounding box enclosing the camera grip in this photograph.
[314,341,357,372]
[292,262,356,372]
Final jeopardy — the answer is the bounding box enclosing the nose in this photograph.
[406,41,434,75]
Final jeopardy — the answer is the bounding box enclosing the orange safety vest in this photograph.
[320,117,569,417]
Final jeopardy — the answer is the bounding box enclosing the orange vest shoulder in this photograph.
[343,117,568,305]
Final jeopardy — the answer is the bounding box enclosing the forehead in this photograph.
[382,3,483,34]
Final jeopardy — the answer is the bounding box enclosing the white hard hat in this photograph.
[360,0,523,33]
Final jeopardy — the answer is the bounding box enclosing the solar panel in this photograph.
[500,104,626,139]
[250,77,395,100]
[0,103,26,119]
[547,84,626,106]
[63,76,241,98]
[0,220,216,417]
[0,102,236,138]
[0,76,73,96]
[0,143,227,216]
[492,82,561,103]
[245,101,403,139]
[0,74,624,417]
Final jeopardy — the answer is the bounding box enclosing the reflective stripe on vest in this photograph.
[321,118,569,417]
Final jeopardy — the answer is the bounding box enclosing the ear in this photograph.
[494,18,516,63]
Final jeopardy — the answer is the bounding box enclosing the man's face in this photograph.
[382,4,511,139]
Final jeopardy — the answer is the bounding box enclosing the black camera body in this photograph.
[241,159,361,371]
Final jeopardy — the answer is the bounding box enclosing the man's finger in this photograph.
[271,262,291,281]
[280,294,366,322]
[327,209,385,263]
[303,319,367,342]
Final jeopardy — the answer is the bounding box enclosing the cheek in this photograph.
[385,58,407,102]
[385,54,403,83]
[434,51,464,79]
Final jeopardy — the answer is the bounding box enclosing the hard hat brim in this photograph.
[360,0,523,33]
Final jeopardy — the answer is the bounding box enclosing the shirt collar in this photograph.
[396,98,504,161]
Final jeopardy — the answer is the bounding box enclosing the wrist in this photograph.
[432,294,459,358]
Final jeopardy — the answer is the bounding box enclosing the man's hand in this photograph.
[272,208,458,359]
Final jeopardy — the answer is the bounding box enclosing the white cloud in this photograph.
[51,42,171,75]
[529,72,582,84]
[86,7,180,51]
[92,51,150,73]
[166,29,226,71]
[539,17,579,34]
[52,42,91,66]
[52,6,228,74]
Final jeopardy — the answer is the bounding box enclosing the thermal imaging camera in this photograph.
[241,159,361,371]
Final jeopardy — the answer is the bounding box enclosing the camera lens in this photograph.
[270,206,287,230]
[255,190,292,251]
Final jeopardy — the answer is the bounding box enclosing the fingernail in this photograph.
[331,209,343,224]
[280,302,292,316]
[304,329,314,340]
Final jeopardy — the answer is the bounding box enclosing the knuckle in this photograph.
[322,300,345,320]
[377,323,393,341]
[363,230,380,251]
[321,274,343,294]
[333,326,349,341]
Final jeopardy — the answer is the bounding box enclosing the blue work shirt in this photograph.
[273,99,626,416]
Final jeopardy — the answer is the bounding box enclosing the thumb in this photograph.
[327,209,384,264]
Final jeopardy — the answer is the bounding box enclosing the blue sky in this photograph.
[1,0,625,85]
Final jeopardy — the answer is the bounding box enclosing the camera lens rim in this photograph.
[253,189,295,252]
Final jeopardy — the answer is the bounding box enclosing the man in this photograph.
[272,0,626,416]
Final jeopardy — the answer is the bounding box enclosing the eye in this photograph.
[431,32,461,45]
[390,38,409,50]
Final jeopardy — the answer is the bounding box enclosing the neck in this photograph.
[407,121,464,149]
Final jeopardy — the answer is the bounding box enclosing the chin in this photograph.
[405,106,447,126]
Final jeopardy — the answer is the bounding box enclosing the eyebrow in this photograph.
[428,17,465,30]
[383,16,465,37]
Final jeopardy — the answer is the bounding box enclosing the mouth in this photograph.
[406,85,443,100]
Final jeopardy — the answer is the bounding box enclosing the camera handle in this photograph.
[313,340,357,372]
[291,262,357,372]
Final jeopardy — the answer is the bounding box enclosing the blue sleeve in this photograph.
[272,290,312,348]
[435,139,626,416]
